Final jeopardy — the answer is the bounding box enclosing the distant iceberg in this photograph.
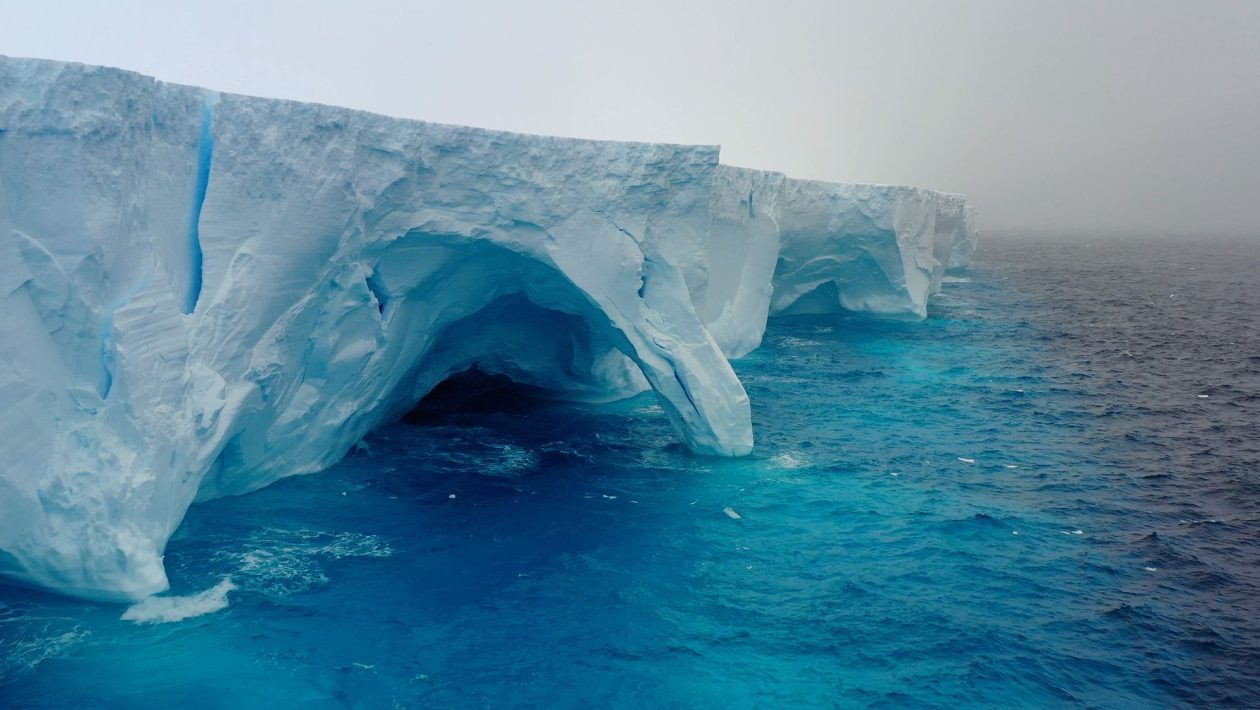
[0,56,977,601]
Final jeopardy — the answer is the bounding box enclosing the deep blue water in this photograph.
[3,238,1258,708]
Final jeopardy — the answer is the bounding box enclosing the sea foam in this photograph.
[120,578,235,624]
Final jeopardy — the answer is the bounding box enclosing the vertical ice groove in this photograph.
[364,270,388,315]
[183,93,218,314]
[98,315,114,399]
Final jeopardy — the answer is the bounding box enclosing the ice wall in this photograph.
[948,202,980,272]
[699,166,979,357]
[0,56,976,601]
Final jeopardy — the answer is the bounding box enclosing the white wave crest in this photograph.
[121,577,235,624]
[771,452,810,469]
[779,337,820,348]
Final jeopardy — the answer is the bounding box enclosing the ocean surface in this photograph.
[2,237,1258,708]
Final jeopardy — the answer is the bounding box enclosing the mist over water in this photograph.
[2,238,1257,707]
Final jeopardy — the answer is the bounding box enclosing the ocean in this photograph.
[2,237,1258,707]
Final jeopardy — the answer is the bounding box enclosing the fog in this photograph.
[3,0,1257,238]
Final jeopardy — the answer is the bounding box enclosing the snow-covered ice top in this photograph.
[0,56,977,601]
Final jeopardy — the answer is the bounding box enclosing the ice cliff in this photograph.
[0,56,977,601]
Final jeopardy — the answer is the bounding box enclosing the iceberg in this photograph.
[0,56,977,600]
[941,195,979,273]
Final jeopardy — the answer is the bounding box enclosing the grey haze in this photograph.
[2,0,1257,238]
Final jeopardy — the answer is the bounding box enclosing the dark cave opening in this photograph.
[404,366,551,426]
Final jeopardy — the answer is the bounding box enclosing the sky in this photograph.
[2,0,1258,238]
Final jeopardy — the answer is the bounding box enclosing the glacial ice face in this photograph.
[698,166,980,357]
[948,203,979,272]
[0,56,976,601]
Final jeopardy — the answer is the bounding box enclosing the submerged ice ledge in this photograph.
[0,56,978,601]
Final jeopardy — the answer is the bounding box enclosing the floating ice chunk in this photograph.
[120,577,235,624]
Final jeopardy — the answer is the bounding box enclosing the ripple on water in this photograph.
[213,530,393,598]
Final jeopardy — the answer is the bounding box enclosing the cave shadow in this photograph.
[403,366,555,427]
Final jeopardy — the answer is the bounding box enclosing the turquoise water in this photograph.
[3,239,1258,707]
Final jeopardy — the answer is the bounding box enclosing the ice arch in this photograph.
[196,229,751,507]
[0,57,750,599]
